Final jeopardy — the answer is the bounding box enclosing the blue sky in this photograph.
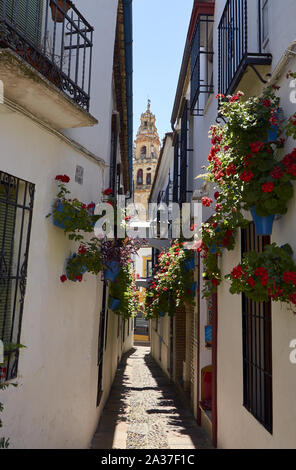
[133,0,193,143]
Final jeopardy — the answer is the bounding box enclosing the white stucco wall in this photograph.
[0,86,132,449]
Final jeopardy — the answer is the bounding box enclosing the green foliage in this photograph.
[196,82,296,298]
[47,179,100,242]
[145,241,196,319]
[226,243,296,308]
[108,264,139,319]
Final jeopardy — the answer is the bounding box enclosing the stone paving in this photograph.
[91,346,213,450]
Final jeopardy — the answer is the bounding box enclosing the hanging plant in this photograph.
[108,264,139,319]
[225,243,296,311]
[145,240,196,319]
[47,175,101,241]
[208,88,296,220]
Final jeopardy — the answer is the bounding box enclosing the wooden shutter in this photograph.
[1,0,43,46]
[0,183,17,345]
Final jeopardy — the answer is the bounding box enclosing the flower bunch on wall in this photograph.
[226,244,296,311]
[196,79,296,308]
[145,241,196,319]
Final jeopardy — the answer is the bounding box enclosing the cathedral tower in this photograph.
[133,100,160,219]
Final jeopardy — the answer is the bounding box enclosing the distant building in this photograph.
[133,100,160,219]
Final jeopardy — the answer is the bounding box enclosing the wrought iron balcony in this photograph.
[190,13,214,116]
[0,0,93,111]
[218,0,272,97]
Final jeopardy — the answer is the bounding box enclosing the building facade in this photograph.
[149,0,296,449]
[133,100,160,218]
[0,0,134,449]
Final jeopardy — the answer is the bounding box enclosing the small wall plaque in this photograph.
[75,165,84,185]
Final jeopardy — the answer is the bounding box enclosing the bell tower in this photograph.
[133,100,160,219]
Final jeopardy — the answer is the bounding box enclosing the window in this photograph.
[0,0,43,46]
[262,0,269,44]
[140,146,147,158]
[190,13,214,115]
[173,135,180,204]
[137,169,143,185]
[180,102,188,204]
[242,223,272,433]
[0,171,35,383]
[146,173,151,185]
[146,259,152,278]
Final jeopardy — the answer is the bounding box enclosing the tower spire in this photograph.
[147,98,151,112]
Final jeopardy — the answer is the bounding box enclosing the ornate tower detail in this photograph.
[133,100,160,219]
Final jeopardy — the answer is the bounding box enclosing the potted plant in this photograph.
[50,0,71,22]
[145,241,196,318]
[204,88,295,235]
[226,243,296,311]
[47,175,100,241]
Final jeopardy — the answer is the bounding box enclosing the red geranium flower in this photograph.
[211,278,220,286]
[289,293,296,305]
[240,171,254,183]
[226,164,237,176]
[247,277,256,287]
[78,245,87,255]
[103,188,113,196]
[202,197,213,207]
[60,275,67,283]
[214,192,220,200]
[56,174,70,183]
[249,141,265,153]
[262,182,274,193]
[231,265,243,279]
[283,271,296,285]
[271,167,284,180]
[262,99,271,108]
[87,203,95,210]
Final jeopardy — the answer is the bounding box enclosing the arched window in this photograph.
[137,169,143,185]
[140,146,147,158]
[146,173,152,185]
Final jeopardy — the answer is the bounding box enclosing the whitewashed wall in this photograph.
[192,0,296,448]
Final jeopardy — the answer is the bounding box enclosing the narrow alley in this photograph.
[91,347,213,450]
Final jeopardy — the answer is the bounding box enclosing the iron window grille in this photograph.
[0,171,35,383]
[173,134,180,204]
[190,14,214,116]
[0,0,94,111]
[241,223,272,433]
[218,0,272,97]
[180,102,193,204]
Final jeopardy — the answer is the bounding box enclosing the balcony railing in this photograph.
[190,14,214,116]
[218,0,272,97]
[0,0,93,111]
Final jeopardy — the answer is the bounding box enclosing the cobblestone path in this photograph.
[91,346,213,449]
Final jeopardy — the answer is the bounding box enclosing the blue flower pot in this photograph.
[53,200,68,229]
[109,297,121,311]
[267,109,280,142]
[67,253,87,282]
[191,282,197,294]
[210,244,217,254]
[185,257,195,272]
[104,261,120,282]
[159,311,166,318]
[205,325,212,344]
[250,207,275,236]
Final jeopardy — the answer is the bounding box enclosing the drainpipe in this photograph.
[267,40,296,86]
[123,0,133,195]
